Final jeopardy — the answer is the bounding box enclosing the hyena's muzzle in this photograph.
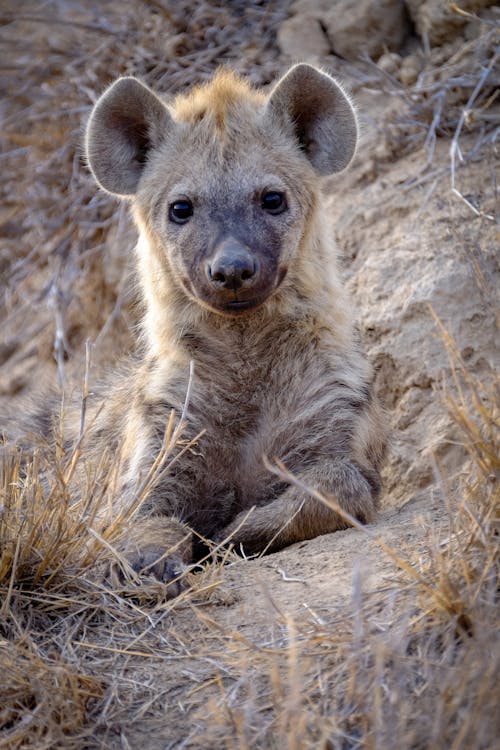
[202,235,285,315]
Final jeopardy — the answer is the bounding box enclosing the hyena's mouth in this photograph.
[225,300,256,311]
[219,295,268,315]
[219,269,288,315]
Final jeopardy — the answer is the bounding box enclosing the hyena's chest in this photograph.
[139,352,318,508]
[187,381,299,505]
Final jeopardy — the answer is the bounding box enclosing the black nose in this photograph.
[207,242,257,291]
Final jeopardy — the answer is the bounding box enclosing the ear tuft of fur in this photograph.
[85,77,172,197]
[266,63,358,175]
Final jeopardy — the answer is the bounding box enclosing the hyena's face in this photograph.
[85,65,358,316]
[137,129,314,315]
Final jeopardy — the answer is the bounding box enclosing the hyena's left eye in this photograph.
[169,199,194,224]
[261,190,287,215]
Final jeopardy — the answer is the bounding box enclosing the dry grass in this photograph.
[359,9,499,217]
[1,340,497,748]
[1,639,102,750]
[0,408,232,747]
[1,1,499,748]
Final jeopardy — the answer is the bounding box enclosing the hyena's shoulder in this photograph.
[1,353,146,453]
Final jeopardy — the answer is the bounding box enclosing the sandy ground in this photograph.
[96,493,446,748]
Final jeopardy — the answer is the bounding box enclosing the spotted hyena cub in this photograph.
[83,63,386,587]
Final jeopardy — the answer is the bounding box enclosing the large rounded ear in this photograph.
[85,77,173,197]
[266,64,358,175]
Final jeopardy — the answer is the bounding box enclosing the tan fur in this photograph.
[173,69,266,129]
[77,65,387,587]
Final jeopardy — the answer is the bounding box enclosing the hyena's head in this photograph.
[85,64,357,317]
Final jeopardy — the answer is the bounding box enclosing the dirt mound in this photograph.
[1,2,499,748]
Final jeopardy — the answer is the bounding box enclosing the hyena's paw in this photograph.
[110,516,193,597]
[215,511,266,556]
[117,544,187,595]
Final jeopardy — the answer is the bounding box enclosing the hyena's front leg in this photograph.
[219,458,380,555]
[107,396,198,589]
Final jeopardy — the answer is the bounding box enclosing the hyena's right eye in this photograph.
[261,190,287,215]
[169,199,193,224]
